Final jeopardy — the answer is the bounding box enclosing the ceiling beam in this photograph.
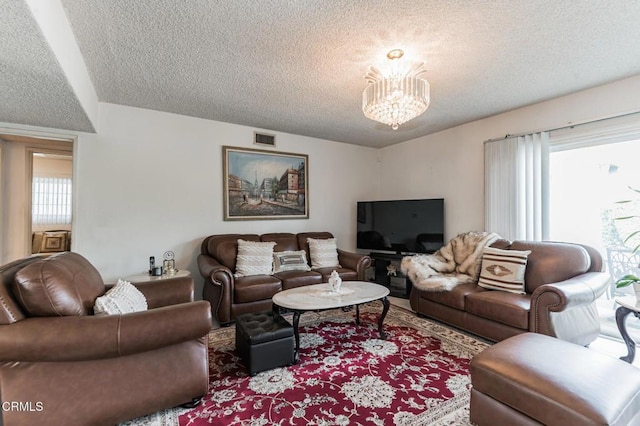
[25,0,99,132]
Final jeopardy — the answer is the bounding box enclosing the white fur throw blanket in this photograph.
[401,231,501,291]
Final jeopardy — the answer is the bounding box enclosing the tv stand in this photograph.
[367,252,413,299]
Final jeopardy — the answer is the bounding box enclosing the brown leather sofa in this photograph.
[198,232,372,325]
[410,240,609,346]
[0,252,212,426]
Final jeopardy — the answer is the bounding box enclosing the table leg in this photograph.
[378,296,390,340]
[292,311,301,364]
[355,304,360,325]
[616,306,636,363]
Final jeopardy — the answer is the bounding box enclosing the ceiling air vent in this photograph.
[254,132,276,147]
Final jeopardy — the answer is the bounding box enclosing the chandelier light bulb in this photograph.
[362,49,430,130]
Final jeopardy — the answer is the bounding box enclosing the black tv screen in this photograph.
[357,199,444,254]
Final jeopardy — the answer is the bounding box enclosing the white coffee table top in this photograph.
[616,296,640,312]
[272,281,389,311]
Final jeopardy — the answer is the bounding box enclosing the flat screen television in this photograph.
[357,198,444,254]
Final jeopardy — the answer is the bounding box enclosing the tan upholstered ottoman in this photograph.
[470,333,640,426]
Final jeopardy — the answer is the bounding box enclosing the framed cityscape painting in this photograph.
[223,146,309,220]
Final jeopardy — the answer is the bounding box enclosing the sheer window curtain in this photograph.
[32,176,73,226]
[484,132,550,241]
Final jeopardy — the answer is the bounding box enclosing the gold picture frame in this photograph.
[222,146,309,220]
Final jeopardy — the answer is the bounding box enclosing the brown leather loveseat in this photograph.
[0,252,213,426]
[198,232,372,325]
[409,240,609,346]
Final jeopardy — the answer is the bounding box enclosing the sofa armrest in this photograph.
[531,272,609,311]
[198,254,235,324]
[530,272,610,344]
[337,249,372,280]
[131,276,195,308]
[0,301,212,363]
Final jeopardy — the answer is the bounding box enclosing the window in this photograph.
[485,112,640,343]
[548,113,640,257]
[32,176,72,226]
[549,139,640,258]
[548,114,640,343]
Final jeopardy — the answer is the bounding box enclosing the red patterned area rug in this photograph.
[122,304,489,426]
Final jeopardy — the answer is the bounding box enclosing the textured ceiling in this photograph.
[3,1,640,147]
[0,0,94,133]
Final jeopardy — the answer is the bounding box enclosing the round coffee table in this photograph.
[615,296,640,363]
[272,281,390,363]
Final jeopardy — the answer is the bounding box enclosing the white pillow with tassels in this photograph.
[234,239,276,277]
[307,237,341,269]
[94,279,148,315]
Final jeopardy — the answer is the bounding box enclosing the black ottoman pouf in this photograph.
[235,311,294,375]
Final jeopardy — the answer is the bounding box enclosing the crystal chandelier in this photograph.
[362,49,430,130]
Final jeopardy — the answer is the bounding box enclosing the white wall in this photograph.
[74,103,379,296]
[379,75,640,241]
[4,75,640,296]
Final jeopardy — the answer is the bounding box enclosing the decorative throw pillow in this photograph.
[478,247,531,294]
[94,279,148,315]
[234,239,276,277]
[39,231,68,253]
[307,237,341,270]
[273,250,311,273]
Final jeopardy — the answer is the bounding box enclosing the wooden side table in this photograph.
[124,269,191,282]
[615,296,640,363]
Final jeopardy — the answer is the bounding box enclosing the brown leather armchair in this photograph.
[0,252,213,426]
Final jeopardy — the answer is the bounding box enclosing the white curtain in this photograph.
[484,132,549,241]
[32,176,73,226]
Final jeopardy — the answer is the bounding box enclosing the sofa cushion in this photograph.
[204,234,260,270]
[94,279,147,315]
[418,282,485,310]
[465,291,530,330]
[12,252,105,316]
[313,267,357,283]
[235,239,276,277]
[478,247,530,294]
[307,237,341,269]
[261,233,300,252]
[273,250,311,273]
[234,275,282,304]
[510,241,590,294]
[276,270,323,290]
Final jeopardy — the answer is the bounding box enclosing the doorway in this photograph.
[0,133,74,264]
[30,150,73,255]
